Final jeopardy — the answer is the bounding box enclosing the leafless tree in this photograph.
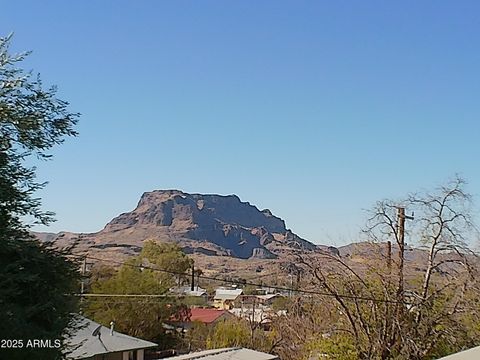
[282,177,479,359]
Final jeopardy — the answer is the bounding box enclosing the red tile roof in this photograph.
[189,308,229,324]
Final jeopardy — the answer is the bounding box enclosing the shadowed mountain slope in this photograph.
[38,190,332,260]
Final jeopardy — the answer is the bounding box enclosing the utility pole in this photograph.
[288,274,293,298]
[191,261,195,291]
[387,241,392,273]
[396,207,414,307]
[80,256,87,294]
[80,256,87,313]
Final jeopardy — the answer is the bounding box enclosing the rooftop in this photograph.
[64,315,157,359]
[166,347,278,360]
[255,294,282,301]
[437,345,480,360]
[170,286,207,296]
[189,308,231,324]
[214,288,243,301]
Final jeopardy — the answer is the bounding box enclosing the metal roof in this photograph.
[188,309,232,324]
[437,346,480,360]
[255,294,282,301]
[167,347,278,360]
[214,288,243,300]
[186,289,207,297]
[64,315,157,359]
[171,286,207,296]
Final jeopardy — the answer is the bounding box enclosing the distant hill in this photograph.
[35,190,336,261]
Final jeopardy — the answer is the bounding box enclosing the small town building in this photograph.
[240,294,284,308]
[64,315,157,360]
[213,288,243,310]
[229,308,271,327]
[253,287,278,295]
[170,308,234,330]
[256,294,283,306]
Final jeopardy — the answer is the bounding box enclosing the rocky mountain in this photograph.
[38,190,333,260]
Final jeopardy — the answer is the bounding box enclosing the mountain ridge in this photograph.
[36,190,335,261]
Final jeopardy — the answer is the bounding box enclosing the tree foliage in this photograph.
[84,241,193,347]
[205,317,276,352]
[266,297,348,359]
[206,318,251,349]
[0,33,78,238]
[0,242,80,359]
[0,33,80,359]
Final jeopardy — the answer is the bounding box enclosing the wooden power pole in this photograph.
[396,207,414,306]
[387,240,392,273]
[191,261,195,291]
[80,256,87,313]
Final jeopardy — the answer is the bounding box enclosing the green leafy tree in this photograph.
[304,334,359,360]
[206,318,277,353]
[0,34,78,238]
[0,243,80,359]
[206,318,251,349]
[141,240,193,287]
[0,33,80,359]
[84,241,193,348]
[185,322,212,352]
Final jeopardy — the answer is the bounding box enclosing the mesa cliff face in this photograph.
[40,190,329,260]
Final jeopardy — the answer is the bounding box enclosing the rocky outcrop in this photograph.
[38,190,336,260]
[105,190,287,234]
[250,247,277,259]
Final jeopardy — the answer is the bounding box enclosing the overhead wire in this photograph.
[67,252,420,305]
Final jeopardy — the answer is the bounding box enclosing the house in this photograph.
[165,347,279,359]
[253,287,278,295]
[240,294,284,308]
[229,308,271,326]
[64,315,157,360]
[255,294,284,306]
[436,345,480,359]
[188,308,233,326]
[186,289,208,299]
[229,308,286,330]
[213,288,243,310]
[170,308,234,330]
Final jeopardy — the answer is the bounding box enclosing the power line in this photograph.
[76,293,178,298]
[71,253,408,305]
[59,250,479,309]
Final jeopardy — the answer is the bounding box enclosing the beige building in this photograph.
[213,288,243,310]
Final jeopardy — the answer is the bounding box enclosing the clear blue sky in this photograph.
[2,1,479,245]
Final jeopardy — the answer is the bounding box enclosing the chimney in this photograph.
[110,321,115,336]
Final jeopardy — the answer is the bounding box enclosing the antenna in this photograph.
[92,325,102,338]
